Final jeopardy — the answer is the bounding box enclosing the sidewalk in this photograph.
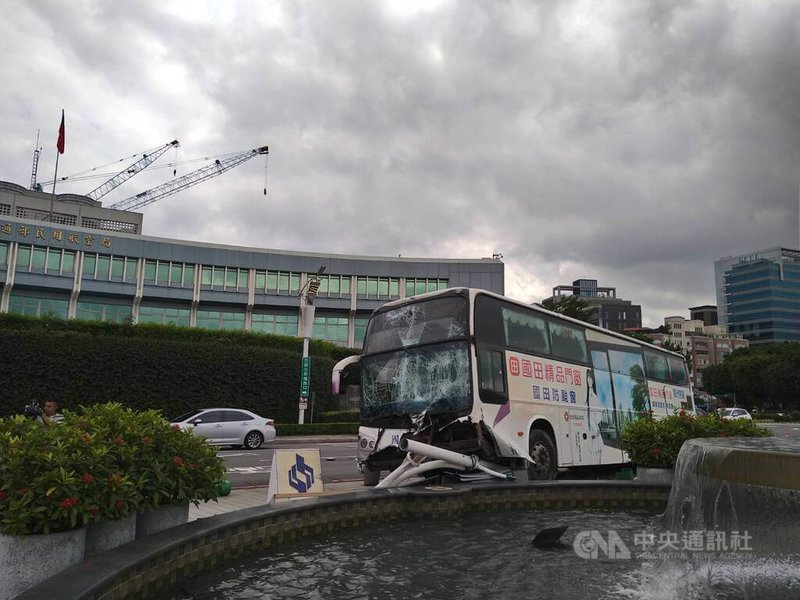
[190,480,365,520]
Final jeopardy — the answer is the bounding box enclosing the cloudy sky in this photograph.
[1,0,798,326]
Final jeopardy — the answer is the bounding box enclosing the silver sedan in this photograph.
[171,408,277,449]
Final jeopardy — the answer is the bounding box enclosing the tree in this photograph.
[540,295,594,322]
[701,342,800,409]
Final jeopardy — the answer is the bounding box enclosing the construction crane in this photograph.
[29,131,42,191]
[86,140,179,200]
[109,145,269,212]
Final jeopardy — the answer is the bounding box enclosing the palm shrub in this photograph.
[621,410,771,469]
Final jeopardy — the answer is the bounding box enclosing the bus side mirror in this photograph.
[332,355,361,395]
[332,372,341,396]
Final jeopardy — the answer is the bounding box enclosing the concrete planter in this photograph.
[634,467,675,485]
[136,503,189,538]
[86,513,137,556]
[0,528,86,600]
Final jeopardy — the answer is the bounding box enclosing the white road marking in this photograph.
[227,466,271,473]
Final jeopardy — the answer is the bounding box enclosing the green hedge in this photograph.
[0,316,359,424]
[317,409,360,423]
[276,422,359,436]
[0,313,356,361]
[622,412,771,468]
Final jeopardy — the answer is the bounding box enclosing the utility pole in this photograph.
[297,266,326,424]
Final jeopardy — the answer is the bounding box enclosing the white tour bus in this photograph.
[332,288,694,486]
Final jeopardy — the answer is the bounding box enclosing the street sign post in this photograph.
[300,356,311,399]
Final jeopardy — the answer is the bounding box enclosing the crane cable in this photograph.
[40,148,254,186]
[264,153,269,196]
[37,143,172,186]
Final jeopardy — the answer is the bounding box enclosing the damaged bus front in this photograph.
[333,289,521,486]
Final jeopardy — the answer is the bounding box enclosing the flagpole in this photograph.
[49,150,59,222]
[50,109,65,222]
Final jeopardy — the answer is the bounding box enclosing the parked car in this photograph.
[171,408,276,449]
[720,408,753,421]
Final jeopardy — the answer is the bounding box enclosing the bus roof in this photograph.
[374,287,687,360]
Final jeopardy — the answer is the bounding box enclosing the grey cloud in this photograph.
[1,0,799,327]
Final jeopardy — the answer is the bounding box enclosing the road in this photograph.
[219,439,360,488]
[219,424,799,488]
[760,422,800,441]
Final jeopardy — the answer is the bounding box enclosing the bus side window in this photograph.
[478,348,507,404]
[549,322,588,364]
[644,349,670,382]
[668,356,689,386]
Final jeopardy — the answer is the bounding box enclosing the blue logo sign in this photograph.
[288,453,315,493]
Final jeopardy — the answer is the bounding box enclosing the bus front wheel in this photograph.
[527,429,557,480]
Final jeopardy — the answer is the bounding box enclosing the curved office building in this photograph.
[0,181,504,348]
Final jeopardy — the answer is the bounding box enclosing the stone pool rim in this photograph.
[17,480,671,600]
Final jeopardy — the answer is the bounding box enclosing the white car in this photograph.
[171,408,276,449]
[720,408,753,421]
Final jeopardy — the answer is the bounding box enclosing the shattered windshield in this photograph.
[361,341,472,423]
[363,296,468,355]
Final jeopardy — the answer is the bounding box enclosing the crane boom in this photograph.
[87,140,179,201]
[109,145,269,212]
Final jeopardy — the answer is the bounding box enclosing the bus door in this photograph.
[588,350,623,464]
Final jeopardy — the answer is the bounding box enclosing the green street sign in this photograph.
[300,357,311,398]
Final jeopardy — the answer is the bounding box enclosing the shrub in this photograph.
[317,410,360,423]
[276,422,359,436]
[0,403,225,535]
[0,328,353,423]
[70,403,225,509]
[621,411,771,469]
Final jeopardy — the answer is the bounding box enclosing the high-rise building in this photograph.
[714,247,800,344]
[545,278,642,331]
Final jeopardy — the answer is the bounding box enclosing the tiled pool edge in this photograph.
[17,481,670,600]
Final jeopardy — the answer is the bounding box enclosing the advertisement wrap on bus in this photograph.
[331,288,693,487]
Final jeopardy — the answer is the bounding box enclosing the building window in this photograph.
[196,309,246,330]
[354,316,370,348]
[253,270,302,295]
[125,258,137,282]
[251,312,298,336]
[200,266,248,291]
[76,301,132,323]
[143,260,195,287]
[83,254,138,282]
[8,293,69,319]
[16,245,32,269]
[138,304,191,327]
[31,246,47,271]
[313,315,349,345]
[0,242,7,266]
[97,255,111,279]
[404,278,448,297]
[12,245,74,276]
[357,276,402,300]
[315,274,352,298]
